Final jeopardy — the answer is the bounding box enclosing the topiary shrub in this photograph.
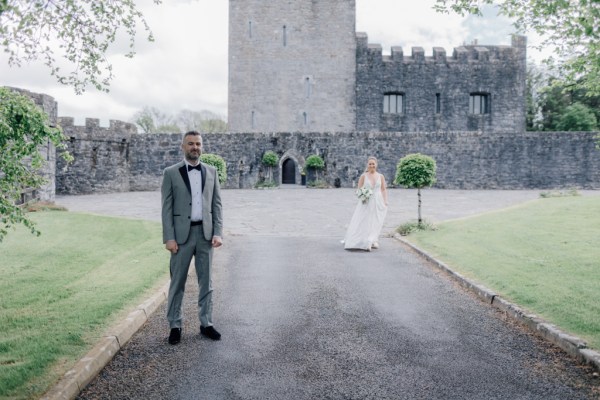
[200,153,227,185]
[262,151,279,182]
[305,154,325,182]
[394,153,437,226]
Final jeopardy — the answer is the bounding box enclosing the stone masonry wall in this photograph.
[228,0,357,133]
[356,35,527,133]
[56,117,137,194]
[6,87,58,202]
[55,130,599,194]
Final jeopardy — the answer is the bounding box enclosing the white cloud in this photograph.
[1,0,526,127]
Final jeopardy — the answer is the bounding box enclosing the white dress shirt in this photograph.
[185,161,203,222]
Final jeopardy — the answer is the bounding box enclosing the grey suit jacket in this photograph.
[161,161,223,244]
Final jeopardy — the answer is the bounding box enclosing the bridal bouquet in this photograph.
[356,187,373,204]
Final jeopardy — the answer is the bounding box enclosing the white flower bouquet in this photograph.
[356,187,373,204]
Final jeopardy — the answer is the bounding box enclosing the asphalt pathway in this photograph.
[54,188,599,399]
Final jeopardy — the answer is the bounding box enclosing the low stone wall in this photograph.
[56,117,136,195]
[55,129,600,194]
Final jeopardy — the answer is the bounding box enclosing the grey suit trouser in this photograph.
[167,225,213,329]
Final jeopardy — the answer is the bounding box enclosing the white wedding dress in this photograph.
[343,173,388,250]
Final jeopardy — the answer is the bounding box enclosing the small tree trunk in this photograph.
[417,188,422,226]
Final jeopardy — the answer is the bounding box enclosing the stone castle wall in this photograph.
[56,127,600,194]
[356,35,527,133]
[56,117,137,194]
[228,0,357,133]
[7,87,58,202]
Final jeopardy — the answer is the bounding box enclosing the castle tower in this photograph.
[228,0,357,133]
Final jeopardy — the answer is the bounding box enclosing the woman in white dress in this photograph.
[344,157,388,251]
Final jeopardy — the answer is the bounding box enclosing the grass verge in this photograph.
[405,196,600,350]
[0,211,169,399]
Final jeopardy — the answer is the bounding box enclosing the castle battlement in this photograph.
[58,117,138,134]
[358,32,526,64]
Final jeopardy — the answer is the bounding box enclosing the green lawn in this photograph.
[406,195,600,350]
[0,211,169,399]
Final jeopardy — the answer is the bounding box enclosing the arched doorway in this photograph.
[281,158,296,184]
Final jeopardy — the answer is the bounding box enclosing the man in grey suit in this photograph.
[161,131,223,344]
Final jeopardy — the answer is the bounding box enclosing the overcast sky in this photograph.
[1,0,532,127]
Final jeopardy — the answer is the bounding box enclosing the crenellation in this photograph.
[391,46,403,61]
[474,47,489,61]
[433,47,446,62]
[452,46,470,62]
[85,118,100,130]
[109,119,138,133]
[368,43,382,53]
[411,47,425,62]
[58,117,74,127]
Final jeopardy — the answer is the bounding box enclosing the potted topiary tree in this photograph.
[200,153,228,185]
[261,150,279,183]
[394,153,437,226]
[305,154,325,186]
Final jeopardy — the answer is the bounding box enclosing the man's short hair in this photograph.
[182,131,202,144]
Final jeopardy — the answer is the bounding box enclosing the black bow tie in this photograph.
[187,164,201,172]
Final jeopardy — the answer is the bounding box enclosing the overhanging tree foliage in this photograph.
[0,0,160,93]
[434,0,600,96]
[0,87,72,241]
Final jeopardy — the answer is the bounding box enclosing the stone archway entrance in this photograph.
[281,158,296,184]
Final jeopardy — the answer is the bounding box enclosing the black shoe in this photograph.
[200,326,221,341]
[168,328,182,345]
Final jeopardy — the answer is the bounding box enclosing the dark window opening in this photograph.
[469,93,490,114]
[383,93,404,114]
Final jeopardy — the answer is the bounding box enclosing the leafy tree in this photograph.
[556,103,598,131]
[0,0,160,94]
[176,110,227,133]
[133,106,180,133]
[200,154,227,185]
[133,107,227,134]
[261,151,279,181]
[537,77,600,131]
[394,153,437,226]
[434,0,600,95]
[0,87,72,241]
[525,62,546,131]
[305,154,325,181]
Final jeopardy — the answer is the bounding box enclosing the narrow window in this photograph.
[469,93,490,114]
[283,25,287,46]
[248,21,252,38]
[383,93,404,114]
[435,93,441,114]
[303,112,308,126]
[305,77,311,98]
[251,111,255,129]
